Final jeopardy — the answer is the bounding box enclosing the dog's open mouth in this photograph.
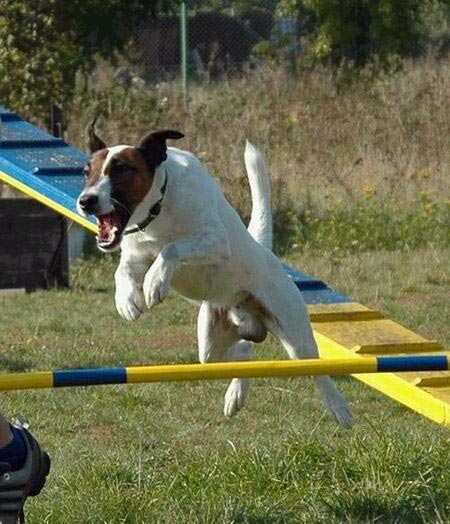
[95,206,129,252]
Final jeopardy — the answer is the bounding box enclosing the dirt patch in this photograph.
[85,424,118,443]
[138,332,197,351]
[397,292,437,309]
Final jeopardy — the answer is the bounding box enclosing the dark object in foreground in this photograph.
[0,425,51,524]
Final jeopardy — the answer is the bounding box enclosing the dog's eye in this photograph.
[83,165,90,178]
[112,162,130,174]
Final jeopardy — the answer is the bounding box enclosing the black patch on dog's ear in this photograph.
[86,117,107,153]
[138,130,184,168]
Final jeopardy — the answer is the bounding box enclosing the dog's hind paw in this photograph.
[223,378,250,417]
[325,394,354,429]
[314,376,354,428]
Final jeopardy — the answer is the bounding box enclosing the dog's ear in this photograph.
[86,117,107,153]
[138,130,184,168]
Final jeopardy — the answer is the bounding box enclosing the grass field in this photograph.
[0,248,449,524]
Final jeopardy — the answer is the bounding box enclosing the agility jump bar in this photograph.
[0,355,448,392]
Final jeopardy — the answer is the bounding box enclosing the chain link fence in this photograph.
[129,4,299,86]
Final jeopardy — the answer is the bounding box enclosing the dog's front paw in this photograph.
[115,279,145,322]
[143,258,174,309]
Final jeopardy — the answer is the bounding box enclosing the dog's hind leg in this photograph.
[197,302,252,416]
[197,302,240,363]
[262,288,353,428]
[277,330,353,428]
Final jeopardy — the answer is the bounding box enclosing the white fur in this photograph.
[114,143,353,427]
[77,145,129,216]
[102,145,130,174]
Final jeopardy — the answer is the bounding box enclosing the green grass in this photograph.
[0,249,449,523]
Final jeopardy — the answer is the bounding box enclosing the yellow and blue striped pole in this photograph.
[0,356,448,392]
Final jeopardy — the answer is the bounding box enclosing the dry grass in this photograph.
[64,57,450,255]
[68,56,450,212]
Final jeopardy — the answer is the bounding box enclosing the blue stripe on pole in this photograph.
[53,367,127,387]
[377,356,448,373]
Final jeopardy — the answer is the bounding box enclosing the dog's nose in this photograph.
[79,194,99,214]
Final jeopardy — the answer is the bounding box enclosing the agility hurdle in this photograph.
[0,356,448,392]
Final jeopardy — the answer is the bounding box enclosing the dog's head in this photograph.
[77,119,183,252]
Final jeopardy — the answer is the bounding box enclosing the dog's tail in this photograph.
[245,141,272,250]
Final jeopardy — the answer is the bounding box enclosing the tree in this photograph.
[0,0,171,124]
[278,0,448,68]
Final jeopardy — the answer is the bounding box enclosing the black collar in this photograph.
[123,171,168,236]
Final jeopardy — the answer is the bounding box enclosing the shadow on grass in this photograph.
[329,493,432,524]
[70,285,110,293]
[231,508,296,524]
[0,355,33,372]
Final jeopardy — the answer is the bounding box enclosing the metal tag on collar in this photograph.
[150,201,162,218]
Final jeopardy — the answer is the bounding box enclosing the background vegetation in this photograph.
[1,0,449,122]
[1,1,449,255]
[66,55,450,254]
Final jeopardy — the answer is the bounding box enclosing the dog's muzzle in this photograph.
[77,193,130,252]
[78,194,99,215]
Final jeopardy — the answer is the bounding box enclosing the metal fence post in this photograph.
[180,0,188,108]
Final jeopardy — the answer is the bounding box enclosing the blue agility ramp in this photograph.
[1,106,448,426]
[0,105,95,234]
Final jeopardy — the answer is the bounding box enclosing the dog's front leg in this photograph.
[143,228,230,308]
[115,241,152,321]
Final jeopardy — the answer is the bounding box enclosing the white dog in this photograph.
[77,122,352,427]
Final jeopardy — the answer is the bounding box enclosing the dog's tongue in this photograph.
[97,212,121,242]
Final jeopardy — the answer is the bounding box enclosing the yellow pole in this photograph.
[0,371,54,391]
[0,357,447,392]
[125,358,379,384]
[0,359,382,392]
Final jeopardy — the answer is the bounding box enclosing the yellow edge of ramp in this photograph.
[0,170,97,234]
[314,330,450,426]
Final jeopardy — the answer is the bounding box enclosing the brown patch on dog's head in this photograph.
[105,146,154,211]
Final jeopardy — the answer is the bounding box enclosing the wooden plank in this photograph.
[413,376,450,388]
[308,302,384,322]
[313,317,433,351]
[354,341,443,355]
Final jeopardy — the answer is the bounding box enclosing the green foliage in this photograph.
[190,0,278,12]
[0,0,168,124]
[274,198,450,255]
[279,0,449,68]
[0,0,76,123]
